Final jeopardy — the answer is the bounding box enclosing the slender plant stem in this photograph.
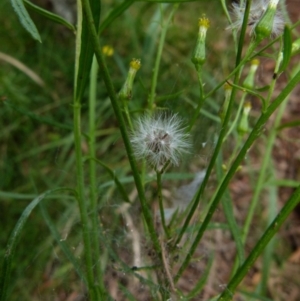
[264,49,282,109]
[260,179,277,295]
[217,184,300,301]
[157,171,170,238]
[80,0,161,256]
[73,101,96,299]
[175,67,300,282]
[224,92,246,141]
[123,103,134,130]
[148,4,178,110]
[173,0,253,251]
[88,157,131,204]
[88,55,104,290]
[216,153,245,267]
[188,65,205,131]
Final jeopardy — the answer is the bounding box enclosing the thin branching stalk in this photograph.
[80,0,162,257]
[173,0,253,252]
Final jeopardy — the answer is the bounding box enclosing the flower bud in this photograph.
[119,58,141,101]
[238,101,252,136]
[219,83,232,123]
[191,15,210,67]
[254,0,282,42]
[292,38,300,55]
[243,59,260,89]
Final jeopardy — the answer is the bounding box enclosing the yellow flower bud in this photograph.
[191,15,210,67]
[102,45,114,57]
[119,58,141,101]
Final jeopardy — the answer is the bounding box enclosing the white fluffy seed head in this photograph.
[229,0,284,37]
[130,113,192,171]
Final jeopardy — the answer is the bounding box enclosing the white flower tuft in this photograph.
[130,113,192,170]
[228,0,284,37]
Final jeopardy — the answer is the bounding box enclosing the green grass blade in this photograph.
[217,184,300,301]
[216,154,245,269]
[5,100,73,132]
[10,0,41,42]
[0,188,75,301]
[24,0,76,33]
[187,255,214,299]
[39,202,87,286]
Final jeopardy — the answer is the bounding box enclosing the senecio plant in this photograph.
[1,0,300,301]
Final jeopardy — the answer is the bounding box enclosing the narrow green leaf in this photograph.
[278,25,292,74]
[24,0,76,33]
[5,100,73,132]
[187,255,214,299]
[0,188,74,301]
[75,0,101,101]
[99,0,134,33]
[10,0,41,42]
[39,202,87,285]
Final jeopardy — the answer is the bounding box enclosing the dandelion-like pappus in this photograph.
[131,113,192,171]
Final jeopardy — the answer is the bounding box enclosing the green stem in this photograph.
[73,101,95,298]
[80,0,161,256]
[88,55,104,290]
[216,153,244,267]
[217,184,300,301]
[188,65,205,131]
[157,171,170,238]
[148,4,178,111]
[123,102,134,130]
[224,93,246,141]
[264,49,282,109]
